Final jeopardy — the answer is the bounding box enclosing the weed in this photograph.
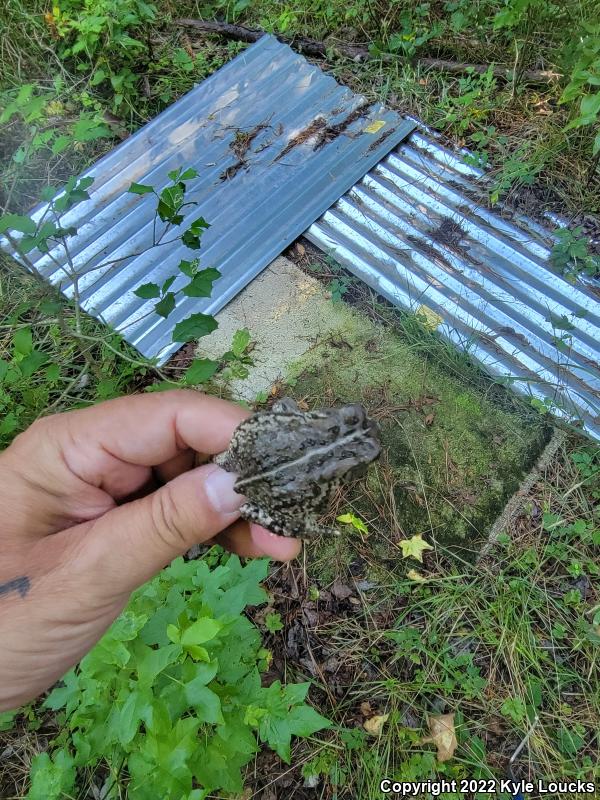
[14,553,329,799]
[551,226,600,279]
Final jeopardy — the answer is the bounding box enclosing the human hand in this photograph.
[0,390,301,711]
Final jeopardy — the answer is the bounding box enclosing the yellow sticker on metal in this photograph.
[416,304,443,330]
[364,120,386,134]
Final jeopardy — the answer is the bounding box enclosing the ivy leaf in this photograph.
[183,358,219,385]
[134,282,161,299]
[182,267,220,298]
[172,313,218,343]
[398,533,434,562]
[154,292,176,318]
[128,182,155,196]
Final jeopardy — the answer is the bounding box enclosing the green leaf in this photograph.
[154,292,176,318]
[172,313,218,343]
[185,644,210,661]
[181,617,222,646]
[182,267,221,297]
[129,182,155,195]
[118,691,143,745]
[0,710,17,732]
[265,612,284,633]
[136,643,180,685]
[72,116,110,142]
[13,326,33,355]
[90,68,106,86]
[167,624,181,643]
[336,512,368,534]
[231,327,251,357]
[183,358,219,385]
[168,167,198,182]
[0,213,37,235]
[184,683,224,724]
[19,350,49,378]
[27,749,76,800]
[287,704,332,737]
[182,216,210,249]
[157,183,185,223]
[398,533,434,562]
[51,135,71,155]
[134,282,161,299]
[558,725,586,755]
[178,258,199,277]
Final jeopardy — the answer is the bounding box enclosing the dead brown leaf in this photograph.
[421,713,458,762]
[363,713,389,735]
[330,580,353,600]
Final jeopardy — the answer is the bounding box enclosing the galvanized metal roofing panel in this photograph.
[1,35,415,362]
[306,129,600,441]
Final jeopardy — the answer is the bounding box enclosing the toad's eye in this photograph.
[343,413,358,426]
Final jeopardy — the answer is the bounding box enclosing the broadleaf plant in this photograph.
[27,554,330,799]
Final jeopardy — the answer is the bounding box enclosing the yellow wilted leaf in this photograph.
[364,120,386,134]
[407,569,427,583]
[416,304,443,331]
[421,713,458,762]
[337,512,369,535]
[398,534,434,562]
[363,713,389,735]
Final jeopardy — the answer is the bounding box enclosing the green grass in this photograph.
[263,437,599,798]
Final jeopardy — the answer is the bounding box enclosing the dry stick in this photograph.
[175,18,563,85]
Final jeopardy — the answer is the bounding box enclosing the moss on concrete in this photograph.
[283,304,549,577]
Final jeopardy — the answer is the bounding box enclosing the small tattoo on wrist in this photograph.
[0,576,31,600]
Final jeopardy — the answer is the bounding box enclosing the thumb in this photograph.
[78,463,245,594]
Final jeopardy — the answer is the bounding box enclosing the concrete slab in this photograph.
[196,256,350,401]
[198,255,549,567]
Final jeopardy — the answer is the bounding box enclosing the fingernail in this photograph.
[204,466,245,513]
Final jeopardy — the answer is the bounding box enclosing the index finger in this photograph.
[63,389,249,470]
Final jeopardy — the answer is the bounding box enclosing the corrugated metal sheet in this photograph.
[306,128,600,441]
[0,36,415,362]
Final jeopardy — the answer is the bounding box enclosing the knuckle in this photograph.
[150,484,190,550]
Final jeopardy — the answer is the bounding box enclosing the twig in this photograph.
[175,19,563,84]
